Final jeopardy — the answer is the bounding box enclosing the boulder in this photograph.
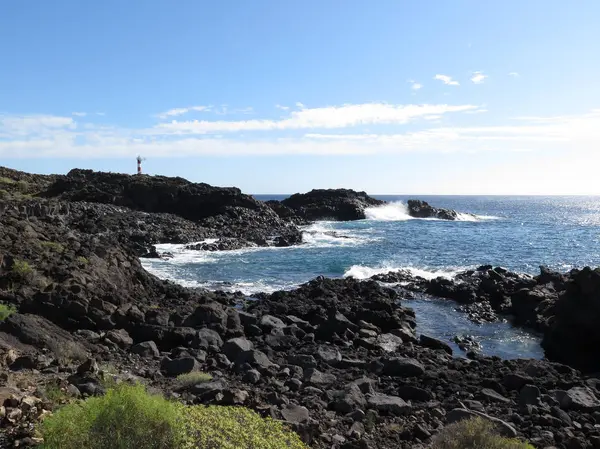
[222,337,253,362]
[419,334,453,355]
[382,358,425,377]
[280,404,310,423]
[105,329,133,348]
[161,357,202,376]
[367,394,412,416]
[131,341,160,358]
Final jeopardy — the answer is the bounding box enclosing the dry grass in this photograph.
[432,417,534,449]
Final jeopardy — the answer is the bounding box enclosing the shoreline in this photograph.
[1,167,599,448]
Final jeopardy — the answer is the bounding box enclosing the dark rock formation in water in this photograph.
[372,264,600,373]
[272,188,385,221]
[1,166,600,449]
[406,199,470,220]
[541,266,600,373]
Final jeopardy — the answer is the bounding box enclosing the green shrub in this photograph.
[432,417,534,449]
[40,241,65,253]
[42,383,186,449]
[176,371,212,389]
[0,176,16,184]
[183,405,307,449]
[0,303,16,321]
[11,259,33,279]
[41,383,307,449]
[76,256,89,265]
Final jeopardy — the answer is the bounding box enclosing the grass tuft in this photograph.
[176,371,212,389]
[0,303,16,321]
[40,241,65,253]
[432,417,535,449]
[11,259,33,279]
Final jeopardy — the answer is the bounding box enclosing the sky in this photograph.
[1,1,600,194]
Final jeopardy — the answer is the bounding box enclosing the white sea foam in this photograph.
[343,264,463,280]
[300,222,373,247]
[364,202,413,221]
[364,202,500,222]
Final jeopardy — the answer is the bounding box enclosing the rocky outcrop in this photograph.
[272,189,385,221]
[39,169,302,248]
[542,267,600,373]
[407,199,470,220]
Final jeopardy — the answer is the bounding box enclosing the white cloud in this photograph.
[434,74,460,86]
[296,102,305,109]
[470,71,487,84]
[72,112,87,117]
[276,104,290,111]
[2,109,599,167]
[509,72,520,77]
[156,103,480,134]
[411,83,423,91]
[157,106,210,119]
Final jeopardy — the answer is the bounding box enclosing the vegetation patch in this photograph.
[76,256,90,265]
[0,303,16,321]
[41,383,307,449]
[11,259,34,280]
[0,176,16,184]
[176,371,212,389]
[432,417,534,449]
[40,241,65,253]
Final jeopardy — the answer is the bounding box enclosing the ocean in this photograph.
[141,196,600,360]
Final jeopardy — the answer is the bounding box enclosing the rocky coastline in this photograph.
[1,167,600,449]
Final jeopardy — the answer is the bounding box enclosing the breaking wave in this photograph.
[343,264,464,280]
[364,202,500,222]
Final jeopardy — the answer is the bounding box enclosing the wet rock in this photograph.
[407,200,460,221]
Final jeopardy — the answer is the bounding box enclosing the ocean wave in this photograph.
[300,222,374,247]
[343,264,464,280]
[364,202,500,222]
[364,202,413,221]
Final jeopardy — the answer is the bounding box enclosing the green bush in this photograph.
[176,371,212,389]
[42,383,186,449]
[11,259,33,279]
[77,256,90,265]
[432,417,534,449]
[0,176,16,184]
[183,405,307,449]
[41,383,307,449]
[40,241,65,253]
[0,303,16,321]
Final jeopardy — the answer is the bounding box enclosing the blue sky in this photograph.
[1,1,600,194]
